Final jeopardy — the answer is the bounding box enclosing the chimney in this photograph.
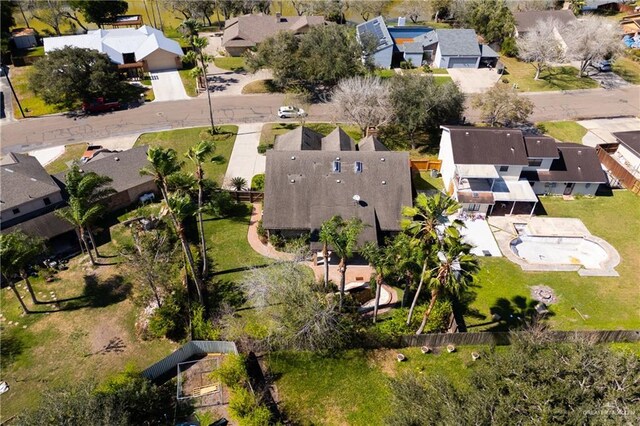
[366,126,378,137]
[276,12,282,22]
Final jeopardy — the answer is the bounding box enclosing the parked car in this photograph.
[277,105,307,119]
[592,60,612,72]
[82,97,121,113]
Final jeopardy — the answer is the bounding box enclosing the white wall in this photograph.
[434,45,444,68]
[531,181,599,196]
[144,50,180,71]
[522,158,554,172]
[438,129,456,194]
[0,192,63,223]
[461,202,490,214]
[618,145,640,172]
[497,165,524,181]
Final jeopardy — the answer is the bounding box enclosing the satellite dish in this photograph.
[352,194,361,202]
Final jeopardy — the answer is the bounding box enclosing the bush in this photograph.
[268,233,284,249]
[211,354,249,388]
[148,289,189,341]
[257,144,273,154]
[400,61,414,69]
[422,64,432,73]
[501,37,518,57]
[256,219,268,244]
[228,387,272,426]
[251,174,265,191]
[501,78,509,84]
[373,299,452,341]
[191,304,220,340]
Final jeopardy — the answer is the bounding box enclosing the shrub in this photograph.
[148,289,189,341]
[191,304,220,340]
[256,220,268,244]
[400,60,413,69]
[268,233,284,249]
[373,299,452,341]
[535,123,547,134]
[211,354,249,388]
[251,174,265,191]
[257,144,273,154]
[501,78,509,84]
[228,387,272,425]
[501,37,518,57]
[422,63,432,73]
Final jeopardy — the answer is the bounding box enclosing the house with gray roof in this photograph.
[263,127,412,248]
[438,126,606,216]
[356,16,395,69]
[1,153,64,229]
[223,13,325,56]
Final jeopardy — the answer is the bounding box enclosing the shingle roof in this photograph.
[322,127,356,151]
[223,14,325,48]
[524,136,560,158]
[1,153,61,211]
[356,16,394,53]
[54,146,154,194]
[435,29,481,57]
[399,41,424,53]
[358,136,389,151]
[413,31,438,46]
[1,210,75,239]
[262,151,412,242]
[480,44,499,58]
[523,144,606,183]
[444,126,529,166]
[274,127,359,151]
[613,131,640,158]
[514,9,577,33]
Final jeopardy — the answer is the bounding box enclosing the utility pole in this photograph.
[1,65,26,119]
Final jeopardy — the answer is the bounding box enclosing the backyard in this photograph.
[499,57,599,92]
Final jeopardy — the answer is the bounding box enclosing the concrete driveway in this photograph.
[224,122,265,188]
[586,70,630,90]
[448,68,501,93]
[150,70,189,102]
[578,117,640,147]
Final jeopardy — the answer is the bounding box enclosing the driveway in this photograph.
[448,68,501,93]
[224,122,265,188]
[586,70,630,90]
[150,70,189,102]
[578,117,640,147]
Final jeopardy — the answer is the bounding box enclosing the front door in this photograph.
[563,183,575,195]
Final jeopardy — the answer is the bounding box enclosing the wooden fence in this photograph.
[410,159,442,172]
[597,145,640,195]
[401,330,640,348]
[227,190,264,202]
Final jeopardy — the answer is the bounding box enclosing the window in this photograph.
[468,203,481,211]
[332,160,341,173]
[499,166,509,172]
[528,159,542,167]
[43,197,51,206]
[122,53,136,64]
[354,161,363,173]
[12,208,20,214]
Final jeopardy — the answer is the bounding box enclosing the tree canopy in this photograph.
[29,46,124,108]
[68,1,128,27]
[462,0,515,44]
[471,83,534,127]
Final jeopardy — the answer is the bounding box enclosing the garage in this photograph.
[448,57,479,68]
[143,50,181,72]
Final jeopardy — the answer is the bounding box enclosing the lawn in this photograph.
[135,125,238,185]
[413,171,444,192]
[613,56,640,85]
[538,121,587,143]
[44,143,87,173]
[178,69,198,97]
[8,65,68,117]
[468,190,640,331]
[214,57,245,72]
[500,57,599,92]
[261,122,363,147]
[241,79,281,94]
[374,69,396,79]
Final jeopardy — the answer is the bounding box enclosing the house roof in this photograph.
[358,136,389,151]
[613,131,640,158]
[435,29,481,57]
[11,28,36,37]
[262,151,412,242]
[43,25,183,64]
[522,144,606,183]
[414,31,438,47]
[356,16,394,53]
[480,44,499,58]
[1,210,75,239]
[443,126,529,166]
[513,10,577,34]
[399,41,424,53]
[54,146,154,194]
[274,127,359,151]
[222,14,325,48]
[524,136,560,158]
[1,153,61,211]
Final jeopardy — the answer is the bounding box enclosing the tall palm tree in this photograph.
[319,217,339,289]
[415,231,479,334]
[360,242,395,323]
[402,192,462,325]
[0,231,46,311]
[140,146,182,201]
[319,216,363,310]
[186,140,215,278]
[185,36,216,134]
[389,233,424,308]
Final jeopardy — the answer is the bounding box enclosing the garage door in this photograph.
[448,57,477,68]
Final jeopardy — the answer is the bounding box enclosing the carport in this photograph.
[488,180,539,217]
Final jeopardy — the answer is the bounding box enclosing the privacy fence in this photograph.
[142,340,238,382]
[401,330,640,348]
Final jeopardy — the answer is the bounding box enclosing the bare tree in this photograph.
[507,0,555,12]
[471,84,534,127]
[351,0,389,21]
[332,76,393,136]
[517,18,564,80]
[563,15,623,77]
[401,0,431,23]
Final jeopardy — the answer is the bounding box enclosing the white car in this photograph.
[277,106,307,119]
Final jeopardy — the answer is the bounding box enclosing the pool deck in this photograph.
[488,215,620,276]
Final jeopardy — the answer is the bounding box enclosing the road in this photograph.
[1,87,638,154]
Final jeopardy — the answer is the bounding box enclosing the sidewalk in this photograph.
[224,122,265,188]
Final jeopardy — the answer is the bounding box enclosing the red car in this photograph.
[82,97,121,113]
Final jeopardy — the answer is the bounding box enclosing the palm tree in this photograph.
[319,217,338,289]
[230,176,247,191]
[319,216,363,310]
[185,36,216,134]
[360,242,395,323]
[0,231,46,311]
[402,192,462,325]
[56,165,115,264]
[388,233,424,308]
[140,147,182,201]
[186,140,216,278]
[178,18,200,42]
[415,231,479,334]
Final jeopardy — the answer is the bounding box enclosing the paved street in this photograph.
[1,86,638,154]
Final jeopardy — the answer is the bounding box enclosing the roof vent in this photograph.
[465,131,469,135]
[578,150,582,155]
[336,157,340,161]
[30,178,37,182]
[114,156,120,161]
[382,180,386,185]
[507,133,511,136]
[578,166,581,171]
[536,140,541,144]
[380,157,385,162]
[4,168,13,173]
[336,179,341,183]
[290,179,295,183]
[510,147,515,153]
[291,156,296,160]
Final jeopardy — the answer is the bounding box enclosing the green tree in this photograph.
[360,241,395,323]
[1,0,16,55]
[230,176,247,191]
[185,36,216,133]
[68,0,128,28]
[0,231,47,312]
[471,83,534,127]
[29,47,123,108]
[245,30,301,87]
[318,215,363,309]
[401,192,461,325]
[388,232,424,308]
[465,0,515,44]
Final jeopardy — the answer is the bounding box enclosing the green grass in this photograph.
[500,57,599,92]
[44,143,87,174]
[538,121,588,144]
[613,56,640,85]
[431,68,449,75]
[9,65,68,117]
[412,171,444,191]
[468,190,640,331]
[214,57,245,72]
[135,125,238,184]
[261,122,363,147]
[241,79,281,94]
[178,69,198,97]
[374,69,396,79]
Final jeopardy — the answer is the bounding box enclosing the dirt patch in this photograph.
[530,285,558,304]
[366,348,397,377]
[88,314,129,355]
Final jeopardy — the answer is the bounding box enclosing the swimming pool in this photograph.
[510,235,608,269]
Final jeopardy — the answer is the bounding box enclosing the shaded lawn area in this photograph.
[135,125,238,185]
[538,121,587,143]
[613,56,640,85]
[9,65,68,117]
[178,69,198,97]
[373,69,396,79]
[44,143,87,174]
[214,57,246,72]
[500,57,599,92]
[241,79,282,94]
[261,122,363,147]
[468,190,640,331]
[412,171,444,192]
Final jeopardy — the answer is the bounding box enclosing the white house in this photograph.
[43,25,184,72]
[438,126,607,216]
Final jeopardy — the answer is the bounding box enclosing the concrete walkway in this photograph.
[224,122,265,188]
[150,70,190,102]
